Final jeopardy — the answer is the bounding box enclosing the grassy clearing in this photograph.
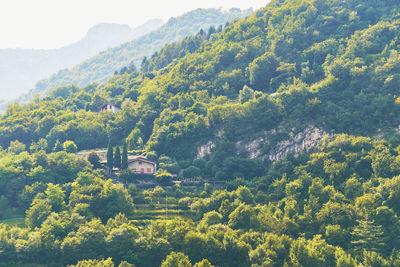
[0,215,25,227]
[130,204,195,226]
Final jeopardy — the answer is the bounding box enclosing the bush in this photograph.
[159,155,180,174]
[88,152,101,169]
[183,166,201,179]
[226,177,251,191]
[254,191,268,203]
[178,197,193,209]
[127,184,138,197]
[214,171,227,180]
[8,140,26,154]
[155,169,174,184]
[119,169,135,184]
[70,258,115,267]
[63,140,77,153]
[161,252,192,267]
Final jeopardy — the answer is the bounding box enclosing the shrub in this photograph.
[155,169,174,184]
[88,152,101,169]
[183,166,201,179]
[63,140,78,153]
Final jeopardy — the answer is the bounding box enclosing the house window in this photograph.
[147,168,151,173]
[140,168,144,173]
[138,162,142,165]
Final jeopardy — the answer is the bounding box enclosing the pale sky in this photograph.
[0,0,267,49]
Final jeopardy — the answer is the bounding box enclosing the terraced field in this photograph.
[0,215,25,227]
[131,204,195,226]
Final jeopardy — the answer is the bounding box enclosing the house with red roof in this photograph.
[127,155,157,174]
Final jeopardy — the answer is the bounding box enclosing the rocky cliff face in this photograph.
[266,127,327,161]
[197,140,217,158]
[197,126,328,162]
[196,129,224,158]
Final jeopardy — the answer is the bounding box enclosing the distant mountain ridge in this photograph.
[0,19,163,100]
[20,8,252,103]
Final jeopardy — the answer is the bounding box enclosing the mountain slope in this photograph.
[23,8,252,102]
[4,1,400,265]
[2,0,400,165]
[0,20,163,100]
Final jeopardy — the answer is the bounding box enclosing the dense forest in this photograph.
[2,0,400,266]
[3,135,400,266]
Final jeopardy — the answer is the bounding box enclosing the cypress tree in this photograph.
[122,142,128,170]
[114,147,121,169]
[107,141,113,172]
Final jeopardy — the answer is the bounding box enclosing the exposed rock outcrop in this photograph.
[197,140,217,158]
[267,127,327,161]
[197,126,328,162]
[236,126,328,161]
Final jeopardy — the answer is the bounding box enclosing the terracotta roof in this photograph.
[127,156,156,165]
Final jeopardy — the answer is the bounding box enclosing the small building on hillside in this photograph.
[128,155,157,175]
[99,103,121,113]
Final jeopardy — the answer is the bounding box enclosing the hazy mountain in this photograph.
[0,19,163,100]
[22,8,252,102]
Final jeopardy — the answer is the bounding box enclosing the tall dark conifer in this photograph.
[122,142,128,170]
[107,141,113,172]
[114,147,121,169]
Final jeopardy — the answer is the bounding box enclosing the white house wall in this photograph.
[128,161,155,174]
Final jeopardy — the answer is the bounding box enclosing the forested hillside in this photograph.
[22,8,252,103]
[2,0,400,266]
[3,0,400,160]
[2,134,400,266]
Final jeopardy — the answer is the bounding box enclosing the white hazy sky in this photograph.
[0,0,268,49]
